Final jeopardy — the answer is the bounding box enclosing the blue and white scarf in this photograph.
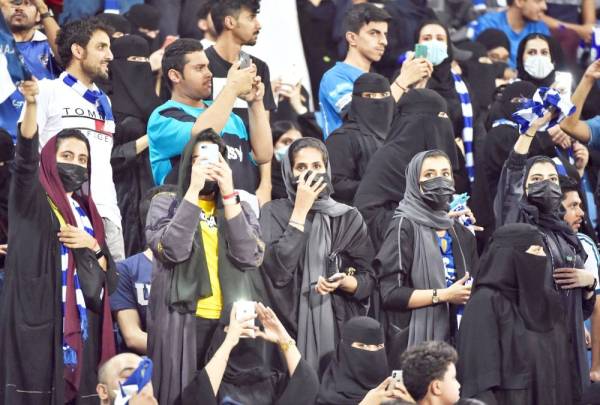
[61,198,94,368]
[104,0,120,14]
[62,72,115,129]
[452,72,475,184]
[115,357,153,405]
[577,26,600,65]
[512,87,575,134]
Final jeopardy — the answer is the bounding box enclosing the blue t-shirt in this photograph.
[318,62,364,138]
[468,11,550,69]
[586,116,600,152]
[110,253,153,332]
[0,31,59,141]
[147,99,258,192]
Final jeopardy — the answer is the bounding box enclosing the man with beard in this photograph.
[0,0,60,140]
[18,18,126,261]
[147,38,272,196]
[318,3,432,138]
[205,0,274,205]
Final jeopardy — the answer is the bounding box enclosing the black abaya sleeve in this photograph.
[177,369,218,405]
[12,130,43,219]
[374,218,416,311]
[274,359,319,405]
[326,132,361,205]
[110,141,138,174]
[494,150,528,227]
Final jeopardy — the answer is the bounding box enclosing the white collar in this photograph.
[31,30,48,42]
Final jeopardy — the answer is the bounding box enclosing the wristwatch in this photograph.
[432,289,440,304]
[40,9,54,20]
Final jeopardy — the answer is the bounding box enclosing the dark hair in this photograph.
[211,0,261,36]
[423,150,452,167]
[343,3,391,35]
[194,128,228,158]
[197,0,219,20]
[288,137,328,168]
[400,341,458,402]
[56,18,113,68]
[55,129,91,155]
[162,38,204,90]
[272,120,299,145]
[560,175,580,200]
[139,185,177,231]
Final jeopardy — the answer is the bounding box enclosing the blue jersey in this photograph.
[468,11,550,69]
[147,99,258,192]
[318,62,364,138]
[0,31,59,141]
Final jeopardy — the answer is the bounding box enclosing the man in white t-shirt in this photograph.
[561,177,600,382]
[19,18,125,260]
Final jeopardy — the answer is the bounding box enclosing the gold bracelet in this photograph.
[393,81,407,93]
[523,131,535,138]
[279,338,296,352]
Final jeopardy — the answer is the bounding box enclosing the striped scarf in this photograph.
[451,72,475,184]
[50,197,94,368]
[577,26,600,65]
[512,87,575,134]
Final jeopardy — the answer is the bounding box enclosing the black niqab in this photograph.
[476,28,510,54]
[109,35,160,122]
[516,33,557,88]
[487,80,537,127]
[347,73,394,142]
[318,317,388,405]
[475,223,561,332]
[96,13,131,35]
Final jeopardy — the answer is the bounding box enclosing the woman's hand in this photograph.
[553,268,596,289]
[223,303,257,348]
[293,170,326,216]
[315,275,346,295]
[58,224,98,250]
[19,78,39,104]
[206,154,234,196]
[255,303,292,344]
[440,273,471,305]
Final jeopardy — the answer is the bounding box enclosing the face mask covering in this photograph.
[493,61,508,78]
[274,145,289,162]
[420,176,455,211]
[199,180,219,196]
[524,55,554,79]
[527,179,562,213]
[423,40,449,66]
[57,162,88,192]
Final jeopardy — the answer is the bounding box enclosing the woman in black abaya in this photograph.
[354,89,458,250]
[458,223,572,404]
[108,34,160,255]
[317,316,389,405]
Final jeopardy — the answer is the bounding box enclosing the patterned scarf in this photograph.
[49,197,94,368]
[512,87,575,133]
[61,72,115,131]
[451,72,475,184]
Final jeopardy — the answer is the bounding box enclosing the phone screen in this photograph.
[414,44,428,59]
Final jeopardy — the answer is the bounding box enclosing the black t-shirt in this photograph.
[205,46,277,127]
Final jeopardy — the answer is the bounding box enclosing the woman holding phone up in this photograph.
[256,138,376,374]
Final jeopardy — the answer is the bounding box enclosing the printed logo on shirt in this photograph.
[226,144,244,162]
[134,283,151,306]
[200,211,217,229]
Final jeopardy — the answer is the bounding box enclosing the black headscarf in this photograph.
[416,20,455,99]
[475,223,561,332]
[476,28,510,54]
[516,33,557,88]
[318,317,388,405]
[346,73,394,142]
[96,13,131,36]
[487,80,537,127]
[0,129,14,238]
[125,4,161,50]
[109,35,160,122]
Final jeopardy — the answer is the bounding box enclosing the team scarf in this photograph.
[114,357,153,405]
[61,72,115,131]
[577,26,600,66]
[512,87,575,134]
[452,72,475,184]
[49,197,93,369]
[104,0,120,14]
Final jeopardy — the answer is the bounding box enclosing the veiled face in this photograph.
[55,138,89,169]
[351,341,385,351]
[418,24,447,44]
[522,37,551,64]
[525,161,558,193]
[419,156,452,183]
[291,147,326,178]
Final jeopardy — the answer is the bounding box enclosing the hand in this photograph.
[129,384,158,405]
[148,49,164,72]
[279,82,306,114]
[206,154,234,196]
[0,244,6,255]
[440,272,471,305]
[553,267,596,289]
[395,53,433,89]
[226,61,256,97]
[575,23,595,43]
[223,302,257,348]
[255,303,292,344]
[188,160,210,194]
[241,76,265,104]
[530,110,556,133]
[573,141,589,173]
[585,327,592,349]
[584,60,600,81]
[315,274,345,295]
[293,170,327,216]
[18,79,39,104]
[591,367,600,382]
[548,125,573,149]
[448,208,484,232]
[58,224,98,250]
[359,377,403,405]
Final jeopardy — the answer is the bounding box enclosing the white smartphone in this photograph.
[235,300,256,338]
[391,370,403,384]
[198,143,219,165]
[328,272,345,283]
[554,71,573,99]
[239,52,252,69]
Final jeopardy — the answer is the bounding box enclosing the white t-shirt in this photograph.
[18,72,122,227]
[578,233,600,294]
